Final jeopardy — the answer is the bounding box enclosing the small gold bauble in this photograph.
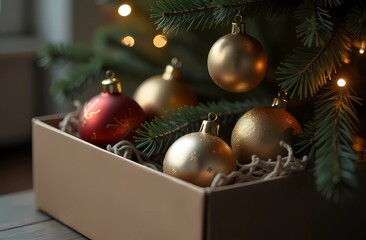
[231,106,302,163]
[163,113,237,187]
[133,58,197,120]
[207,22,267,93]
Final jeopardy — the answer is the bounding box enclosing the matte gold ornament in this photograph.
[133,58,197,120]
[231,91,302,163]
[207,17,267,92]
[163,113,237,187]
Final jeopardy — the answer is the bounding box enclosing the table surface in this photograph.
[0,190,88,240]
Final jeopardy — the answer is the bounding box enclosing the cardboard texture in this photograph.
[33,115,366,240]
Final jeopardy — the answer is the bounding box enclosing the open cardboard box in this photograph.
[33,114,366,240]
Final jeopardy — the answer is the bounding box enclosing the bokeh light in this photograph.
[337,78,346,87]
[121,36,135,47]
[153,35,168,48]
[118,4,132,17]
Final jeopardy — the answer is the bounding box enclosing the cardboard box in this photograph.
[33,115,366,240]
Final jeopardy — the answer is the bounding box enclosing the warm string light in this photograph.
[118,3,132,17]
[153,34,168,48]
[117,3,167,49]
[337,78,346,87]
[359,41,365,54]
[121,36,135,47]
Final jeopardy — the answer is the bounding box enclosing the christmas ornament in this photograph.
[207,15,267,92]
[133,58,197,120]
[231,91,302,163]
[78,70,145,147]
[163,112,237,187]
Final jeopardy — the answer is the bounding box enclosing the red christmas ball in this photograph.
[78,72,145,147]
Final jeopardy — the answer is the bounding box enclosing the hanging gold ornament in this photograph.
[231,91,302,163]
[133,58,197,120]
[163,113,237,187]
[207,15,268,93]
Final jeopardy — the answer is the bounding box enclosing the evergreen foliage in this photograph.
[38,34,161,101]
[314,83,361,201]
[135,99,268,156]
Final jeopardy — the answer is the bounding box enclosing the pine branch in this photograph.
[212,0,299,23]
[295,0,334,48]
[321,0,343,8]
[135,99,268,156]
[295,120,316,165]
[276,26,353,99]
[49,49,161,101]
[151,0,216,32]
[151,0,299,33]
[39,33,162,102]
[37,43,95,68]
[51,60,103,102]
[345,3,366,40]
[314,83,362,201]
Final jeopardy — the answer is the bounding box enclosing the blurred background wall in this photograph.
[0,0,103,147]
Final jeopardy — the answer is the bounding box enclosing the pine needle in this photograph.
[313,83,361,201]
[151,0,299,32]
[135,99,268,156]
[37,43,95,68]
[295,0,334,48]
[276,27,353,99]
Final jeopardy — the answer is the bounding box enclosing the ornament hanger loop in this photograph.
[234,12,243,23]
[208,112,218,122]
[234,9,243,23]
[106,70,115,79]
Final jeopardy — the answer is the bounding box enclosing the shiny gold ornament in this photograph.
[231,91,302,163]
[133,58,197,120]
[163,113,237,187]
[207,19,267,92]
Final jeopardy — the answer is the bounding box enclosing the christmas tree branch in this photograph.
[151,0,216,32]
[38,43,95,68]
[322,0,343,8]
[314,83,361,201]
[50,60,103,102]
[276,24,353,99]
[345,3,366,40]
[295,0,334,48]
[295,120,316,165]
[151,0,299,32]
[277,2,364,100]
[135,99,268,156]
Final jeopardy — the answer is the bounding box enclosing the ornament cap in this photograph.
[231,22,246,34]
[199,112,220,136]
[162,58,182,81]
[272,90,288,109]
[102,70,123,94]
[231,14,245,34]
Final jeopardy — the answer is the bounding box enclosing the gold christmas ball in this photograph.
[207,22,267,93]
[231,106,302,163]
[133,58,197,120]
[163,113,237,187]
